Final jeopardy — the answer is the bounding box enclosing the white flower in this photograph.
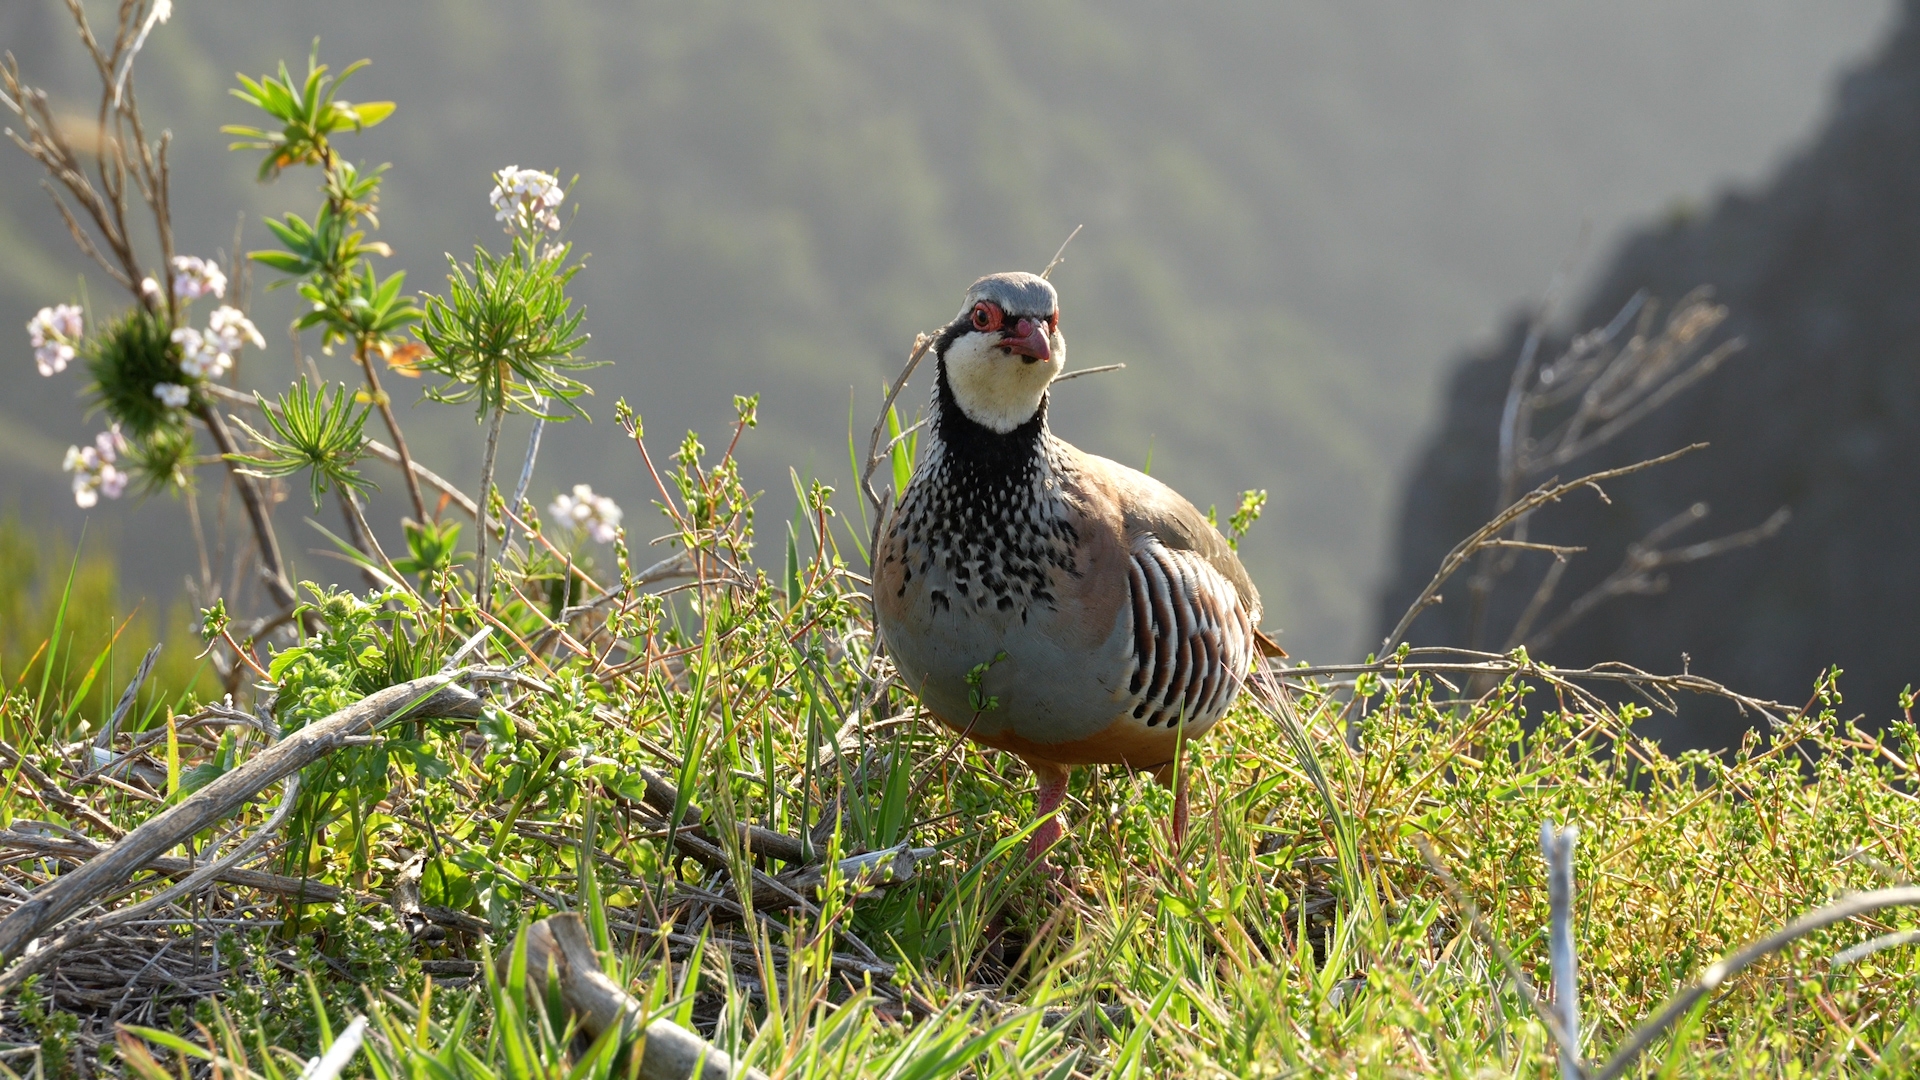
[63,426,129,508]
[27,303,83,376]
[548,483,621,544]
[206,305,265,353]
[488,166,564,233]
[141,276,164,304]
[169,255,227,302]
[153,381,191,407]
[171,326,232,380]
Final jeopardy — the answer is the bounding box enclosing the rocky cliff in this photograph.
[1377,1,1920,748]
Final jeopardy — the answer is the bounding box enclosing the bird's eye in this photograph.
[1048,312,1059,331]
[970,302,1001,332]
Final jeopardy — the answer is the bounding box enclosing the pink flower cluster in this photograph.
[171,305,264,381]
[28,304,83,376]
[169,255,227,301]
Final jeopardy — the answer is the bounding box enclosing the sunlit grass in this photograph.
[4,420,1916,1077]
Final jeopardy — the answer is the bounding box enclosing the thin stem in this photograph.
[184,482,212,599]
[335,488,384,591]
[476,401,507,614]
[341,489,413,596]
[193,403,297,612]
[355,337,429,522]
[503,394,548,556]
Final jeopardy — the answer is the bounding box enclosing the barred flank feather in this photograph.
[1123,539,1253,731]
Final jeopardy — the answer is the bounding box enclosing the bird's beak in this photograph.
[999,317,1053,363]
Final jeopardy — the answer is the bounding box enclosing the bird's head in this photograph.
[936,271,1065,434]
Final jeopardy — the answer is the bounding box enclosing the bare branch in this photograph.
[1051,362,1126,383]
[1380,444,1706,656]
[1279,645,1798,729]
[0,676,482,977]
[1525,506,1791,653]
[862,332,934,563]
[1040,223,1083,280]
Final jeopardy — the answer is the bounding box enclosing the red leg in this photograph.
[1026,760,1070,863]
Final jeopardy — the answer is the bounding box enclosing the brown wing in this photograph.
[1076,450,1264,626]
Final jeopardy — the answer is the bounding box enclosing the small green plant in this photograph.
[224,45,394,179]
[228,379,373,507]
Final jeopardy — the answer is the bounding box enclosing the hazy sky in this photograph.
[0,0,1897,659]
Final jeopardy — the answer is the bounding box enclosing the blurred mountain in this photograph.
[0,0,1891,659]
[1378,0,1920,747]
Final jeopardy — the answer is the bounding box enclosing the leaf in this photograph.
[345,100,395,128]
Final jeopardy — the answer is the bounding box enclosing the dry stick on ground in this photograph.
[0,742,125,840]
[2,830,338,903]
[0,675,481,973]
[1591,886,1920,1080]
[1379,443,1707,657]
[1414,837,1589,1080]
[99,642,162,752]
[514,913,770,1080]
[0,765,303,993]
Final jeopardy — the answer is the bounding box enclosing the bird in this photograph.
[874,271,1280,862]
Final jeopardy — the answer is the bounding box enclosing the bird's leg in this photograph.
[1026,760,1071,863]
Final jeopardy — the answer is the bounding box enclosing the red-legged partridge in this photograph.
[875,272,1278,861]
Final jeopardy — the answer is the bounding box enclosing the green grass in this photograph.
[1,418,1916,1079]
[0,515,214,751]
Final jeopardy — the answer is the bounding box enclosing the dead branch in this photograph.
[1379,444,1706,656]
[1050,362,1126,383]
[1461,286,1760,652]
[862,332,935,563]
[1593,887,1920,1080]
[514,913,769,1080]
[1277,645,1798,729]
[2,830,331,902]
[0,675,481,972]
[0,750,304,993]
[1520,505,1791,652]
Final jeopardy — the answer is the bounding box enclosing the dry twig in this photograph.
[0,676,481,977]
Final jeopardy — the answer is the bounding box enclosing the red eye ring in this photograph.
[1048,311,1059,331]
[970,301,1003,333]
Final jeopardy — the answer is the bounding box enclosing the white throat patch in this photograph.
[942,328,1066,433]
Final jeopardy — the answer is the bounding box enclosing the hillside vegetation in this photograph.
[0,0,1893,658]
[0,7,1915,1078]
